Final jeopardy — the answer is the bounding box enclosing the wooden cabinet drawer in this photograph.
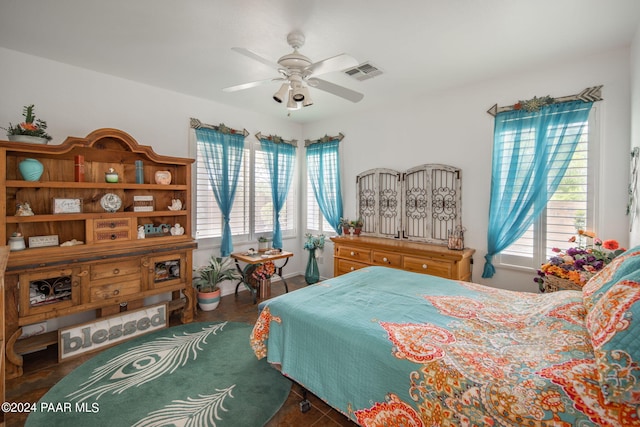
[403,256,452,278]
[337,258,369,275]
[89,278,141,302]
[90,259,141,281]
[371,250,402,268]
[336,245,371,263]
[92,218,133,243]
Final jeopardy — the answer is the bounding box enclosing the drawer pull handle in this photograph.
[422,264,428,269]
[350,251,355,256]
[383,257,388,263]
[110,234,117,240]
[113,289,120,295]
[110,222,116,228]
[350,267,355,271]
[113,268,120,275]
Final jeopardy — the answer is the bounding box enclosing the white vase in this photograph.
[8,135,49,144]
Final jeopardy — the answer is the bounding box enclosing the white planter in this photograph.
[8,135,49,144]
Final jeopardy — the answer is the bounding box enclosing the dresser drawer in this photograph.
[403,256,453,278]
[89,278,141,302]
[371,250,402,268]
[336,258,369,275]
[92,218,133,243]
[90,259,141,281]
[336,245,371,263]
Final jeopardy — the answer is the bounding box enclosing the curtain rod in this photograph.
[255,132,298,147]
[190,118,249,137]
[304,132,345,147]
[486,85,603,117]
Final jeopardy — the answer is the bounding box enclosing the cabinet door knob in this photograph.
[109,222,116,228]
[422,264,428,269]
[110,234,117,240]
[350,267,355,271]
[383,257,388,262]
[350,251,355,256]
[113,268,120,275]
[113,289,120,295]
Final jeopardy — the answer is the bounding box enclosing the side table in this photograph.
[230,251,294,303]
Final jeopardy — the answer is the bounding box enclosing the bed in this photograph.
[250,247,640,426]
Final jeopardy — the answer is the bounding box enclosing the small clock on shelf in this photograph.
[100,193,122,213]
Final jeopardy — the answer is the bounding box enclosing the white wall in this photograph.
[0,47,306,304]
[630,25,640,246]
[304,48,632,292]
[0,44,635,296]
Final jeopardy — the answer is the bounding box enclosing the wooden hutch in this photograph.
[1,128,197,379]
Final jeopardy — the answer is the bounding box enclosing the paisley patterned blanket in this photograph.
[251,263,640,426]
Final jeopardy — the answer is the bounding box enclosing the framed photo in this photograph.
[53,198,83,214]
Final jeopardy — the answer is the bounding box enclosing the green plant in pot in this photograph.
[2,104,53,144]
[194,256,241,311]
[258,236,270,252]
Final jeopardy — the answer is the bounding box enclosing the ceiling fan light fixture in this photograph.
[273,83,289,103]
[302,87,313,107]
[292,86,305,102]
[286,91,299,110]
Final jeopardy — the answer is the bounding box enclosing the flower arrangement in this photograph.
[534,230,625,290]
[303,233,325,251]
[248,261,275,282]
[2,105,53,141]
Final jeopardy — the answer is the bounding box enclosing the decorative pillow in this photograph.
[585,271,640,403]
[582,247,640,312]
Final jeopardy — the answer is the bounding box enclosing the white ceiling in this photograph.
[1,0,639,124]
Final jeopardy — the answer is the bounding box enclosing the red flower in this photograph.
[602,239,619,250]
[568,236,576,243]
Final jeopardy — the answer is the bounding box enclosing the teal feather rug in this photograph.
[26,322,291,426]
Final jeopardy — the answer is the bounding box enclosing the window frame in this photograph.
[495,105,601,272]
[192,132,297,250]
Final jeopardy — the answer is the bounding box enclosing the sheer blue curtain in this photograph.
[260,138,296,249]
[306,140,343,234]
[482,100,593,278]
[195,127,245,256]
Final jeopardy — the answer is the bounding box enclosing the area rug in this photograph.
[26,321,291,427]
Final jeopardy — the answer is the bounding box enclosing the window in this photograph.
[195,138,296,244]
[497,106,598,270]
[306,177,333,233]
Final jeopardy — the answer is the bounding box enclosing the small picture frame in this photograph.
[29,235,59,248]
[53,198,83,214]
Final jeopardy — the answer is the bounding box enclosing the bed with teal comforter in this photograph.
[251,249,640,426]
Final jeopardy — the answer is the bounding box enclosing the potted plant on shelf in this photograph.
[2,104,53,144]
[194,256,241,311]
[339,217,364,236]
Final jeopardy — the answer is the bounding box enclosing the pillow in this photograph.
[585,252,640,403]
[582,247,640,312]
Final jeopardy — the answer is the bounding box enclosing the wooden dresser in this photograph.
[331,236,475,281]
[1,129,197,379]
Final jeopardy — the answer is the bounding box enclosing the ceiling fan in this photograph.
[223,31,364,110]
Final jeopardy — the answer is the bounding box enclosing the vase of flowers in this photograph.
[534,230,625,292]
[304,233,325,285]
[2,105,53,144]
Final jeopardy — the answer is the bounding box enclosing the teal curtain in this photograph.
[195,127,245,256]
[260,138,296,249]
[483,100,593,278]
[306,140,343,234]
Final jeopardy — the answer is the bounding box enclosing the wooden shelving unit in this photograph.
[1,128,197,379]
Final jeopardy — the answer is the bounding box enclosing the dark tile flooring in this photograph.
[5,275,359,426]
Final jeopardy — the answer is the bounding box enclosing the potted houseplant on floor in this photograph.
[194,256,241,311]
[2,104,53,144]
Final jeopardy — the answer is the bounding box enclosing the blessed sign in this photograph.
[58,303,168,360]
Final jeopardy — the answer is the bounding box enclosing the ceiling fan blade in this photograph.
[222,77,284,93]
[308,78,364,103]
[307,54,358,76]
[231,47,282,70]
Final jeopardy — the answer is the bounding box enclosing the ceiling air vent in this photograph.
[344,62,382,81]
